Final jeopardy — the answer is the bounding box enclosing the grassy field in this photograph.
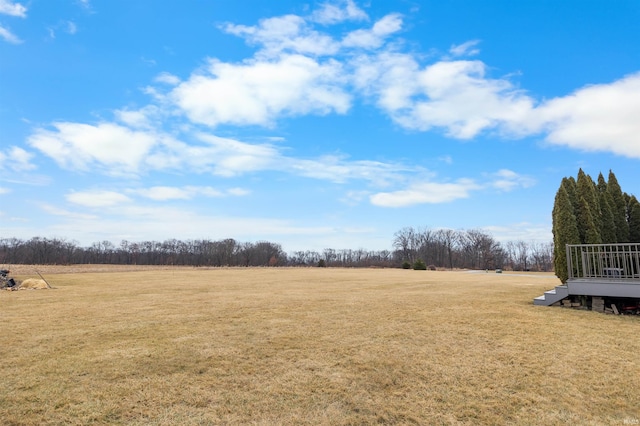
[1,267,639,425]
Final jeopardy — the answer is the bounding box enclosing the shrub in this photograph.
[401,261,411,269]
[317,259,326,267]
[427,264,436,271]
[413,259,427,270]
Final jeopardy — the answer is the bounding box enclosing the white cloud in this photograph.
[66,190,132,207]
[114,106,160,129]
[489,169,535,192]
[438,155,453,165]
[311,0,368,25]
[187,133,282,176]
[27,122,160,174]
[288,155,411,185]
[351,51,421,110]
[40,203,99,220]
[0,146,36,171]
[483,223,553,243]
[227,187,251,196]
[9,147,35,171]
[224,15,339,57]
[133,186,195,201]
[395,60,535,138]
[449,40,481,57]
[154,72,180,85]
[46,21,79,40]
[0,186,10,194]
[129,185,248,201]
[0,25,21,43]
[171,54,350,127]
[370,179,480,207]
[0,0,26,17]
[354,49,640,161]
[532,72,640,158]
[24,1,640,183]
[66,21,77,34]
[25,116,412,185]
[342,13,403,49]
[41,204,339,248]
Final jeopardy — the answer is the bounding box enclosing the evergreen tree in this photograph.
[576,169,601,243]
[627,195,640,242]
[577,195,602,244]
[552,184,580,283]
[563,176,578,209]
[596,172,607,193]
[552,169,639,282]
[598,191,616,243]
[607,170,629,242]
[596,173,616,243]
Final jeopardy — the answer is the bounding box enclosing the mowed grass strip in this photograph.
[1,268,638,425]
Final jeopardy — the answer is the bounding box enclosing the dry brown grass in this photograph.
[0,267,638,425]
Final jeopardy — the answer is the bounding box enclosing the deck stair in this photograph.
[533,285,569,306]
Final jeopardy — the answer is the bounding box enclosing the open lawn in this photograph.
[1,267,639,425]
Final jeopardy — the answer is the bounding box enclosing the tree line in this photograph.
[552,169,640,282]
[392,227,553,271]
[0,230,551,270]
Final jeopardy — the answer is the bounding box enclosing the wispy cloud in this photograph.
[342,14,403,49]
[66,21,77,34]
[0,146,36,171]
[40,203,99,220]
[483,222,553,243]
[129,185,250,201]
[0,0,26,17]
[154,72,180,85]
[0,24,21,43]
[66,190,132,207]
[38,204,339,248]
[310,0,368,25]
[0,0,25,43]
[449,39,481,57]
[27,117,414,187]
[223,15,340,57]
[370,179,481,207]
[47,21,79,40]
[76,0,92,11]
[489,169,536,192]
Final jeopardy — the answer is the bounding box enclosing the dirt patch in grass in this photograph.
[0,267,638,425]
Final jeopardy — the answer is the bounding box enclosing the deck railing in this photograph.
[567,243,640,280]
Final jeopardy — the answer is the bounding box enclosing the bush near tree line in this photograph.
[413,259,427,270]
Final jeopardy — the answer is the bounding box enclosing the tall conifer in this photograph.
[552,183,580,283]
[627,195,640,242]
[577,195,602,244]
[576,170,601,244]
[607,170,629,242]
[596,173,616,243]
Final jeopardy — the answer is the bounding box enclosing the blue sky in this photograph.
[1,0,640,252]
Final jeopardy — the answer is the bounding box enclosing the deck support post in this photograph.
[591,296,604,312]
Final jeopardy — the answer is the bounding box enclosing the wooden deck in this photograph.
[534,243,640,306]
[567,278,640,298]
